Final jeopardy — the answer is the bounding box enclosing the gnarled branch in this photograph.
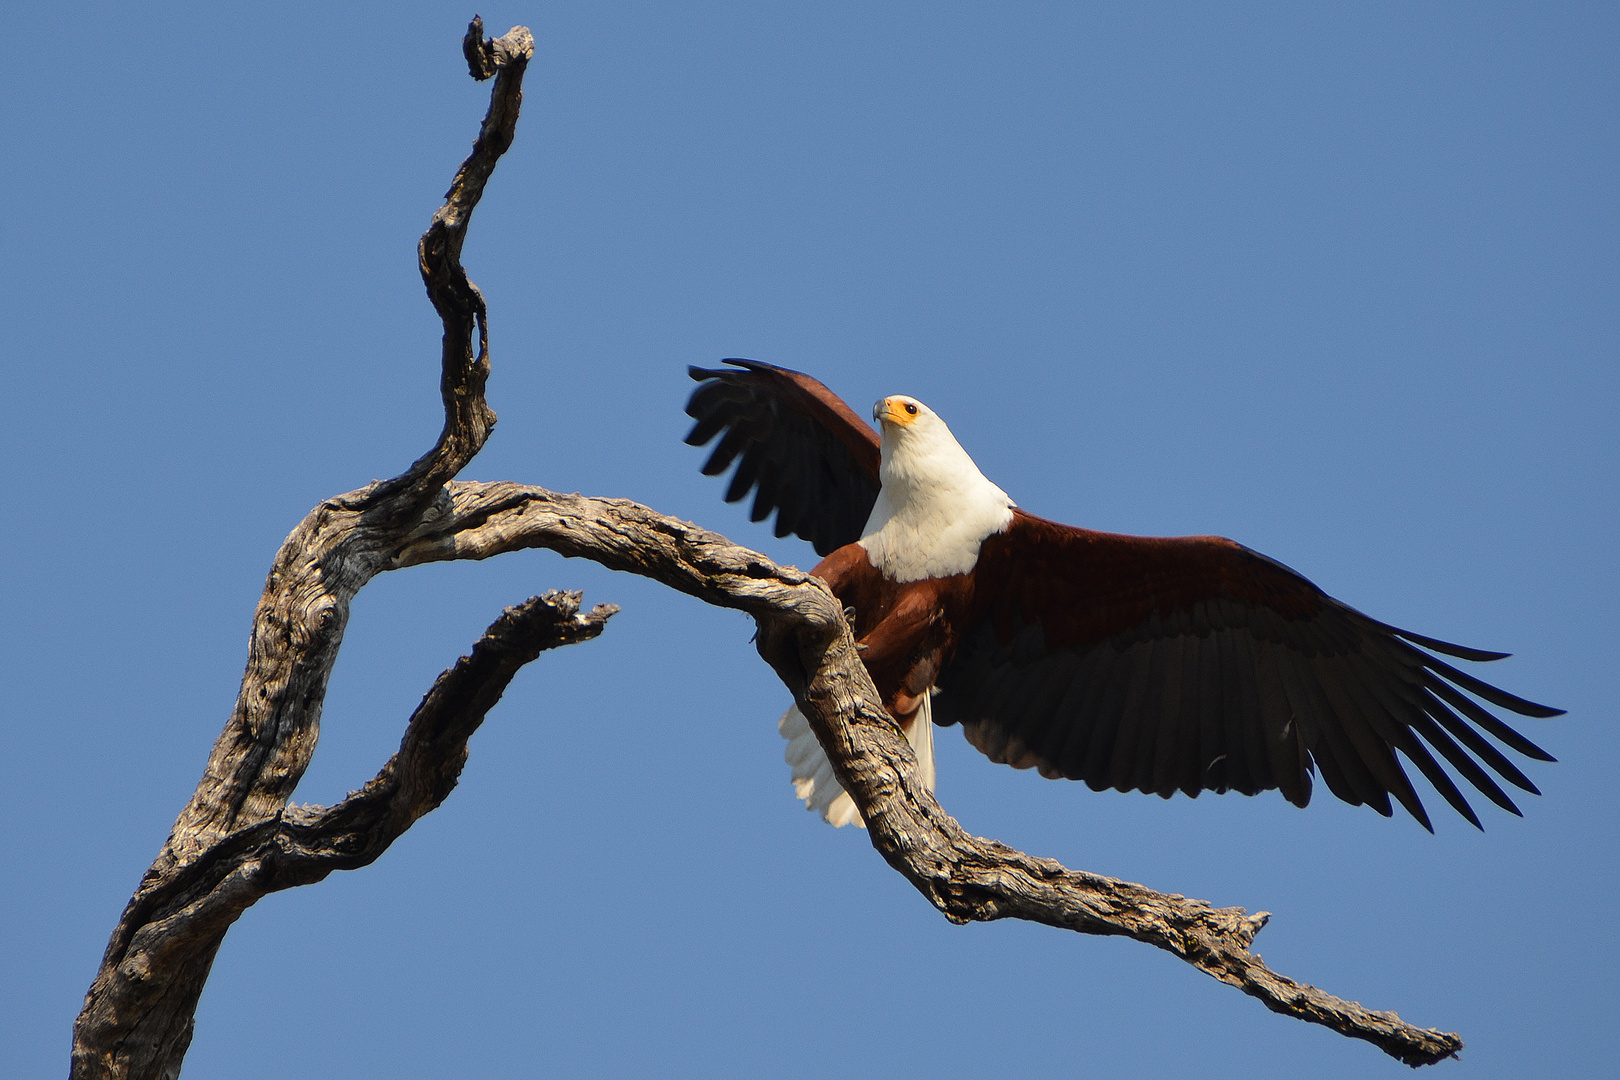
[70,21,556,1080]
[74,18,1465,1080]
[392,481,1465,1067]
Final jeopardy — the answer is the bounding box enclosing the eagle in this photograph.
[684,358,1560,830]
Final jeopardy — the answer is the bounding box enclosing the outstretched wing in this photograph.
[934,510,1562,830]
[685,359,882,555]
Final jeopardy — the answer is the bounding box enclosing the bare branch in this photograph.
[75,19,1468,1078]
[71,593,610,1080]
[144,21,537,881]
[275,591,616,879]
[383,17,536,510]
[70,23,545,1080]
[392,480,1465,1067]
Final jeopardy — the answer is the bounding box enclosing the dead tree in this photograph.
[71,21,1466,1079]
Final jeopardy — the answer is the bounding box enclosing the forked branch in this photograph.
[70,21,561,1080]
[74,18,1462,1080]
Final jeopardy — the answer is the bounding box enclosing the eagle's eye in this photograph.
[904,403,918,415]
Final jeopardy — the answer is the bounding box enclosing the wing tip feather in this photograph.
[1389,625,1511,663]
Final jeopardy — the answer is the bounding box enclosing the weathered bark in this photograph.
[393,483,1465,1068]
[69,20,550,1080]
[73,17,1464,1079]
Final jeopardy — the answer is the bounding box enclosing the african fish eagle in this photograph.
[684,359,1561,830]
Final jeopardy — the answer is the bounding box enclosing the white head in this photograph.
[859,395,1014,581]
[873,395,980,486]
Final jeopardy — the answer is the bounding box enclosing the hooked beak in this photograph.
[873,396,922,428]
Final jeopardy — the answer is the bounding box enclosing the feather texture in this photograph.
[688,362,1563,829]
[685,360,881,556]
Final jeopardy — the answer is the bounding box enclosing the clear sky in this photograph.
[3,3,1615,1077]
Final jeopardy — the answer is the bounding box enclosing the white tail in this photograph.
[778,694,937,828]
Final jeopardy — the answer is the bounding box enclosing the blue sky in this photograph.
[2,3,1614,1076]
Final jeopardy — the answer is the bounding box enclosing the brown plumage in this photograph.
[686,359,1562,830]
[685,358,880,556]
